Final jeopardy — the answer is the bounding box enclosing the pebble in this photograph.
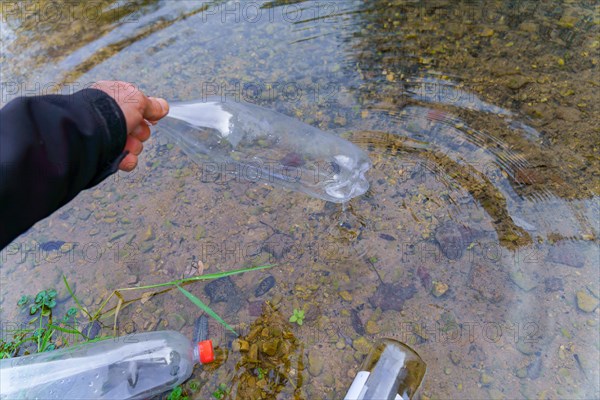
[339,290,353,302]
[547,244,584,268]
[510,271,537,292]
[233,339,249,352]
[308,350,324,376]
[480,372,494,385]
[488,388,505,400]
[262,339,280,356]
[254,276,275,297]
[144,225,155,241]
[82,320,102,339]
[369,282,417,311]
[39,241,65,252]
[322,372,335,386]
[262,233,294,260]
[379,233,396,241]
[479,28,494,37]
[432,281,449,297]
[544,277,564,292]
[417,266,433,292]
[352,336,371,355]
[448,350,461,365]
[140,242,154,253]
[516,340,539,356]
[515,367,527,378]
[527,354,543,379]
[468,263,507,303]
[576,289,599,312]
[351,309,365,335]
[205,276,238,303]
[167,313,186,331]
[109,230,127,242]
[78,210,92,221]
[365,320,380,335]
[434,221,476,260]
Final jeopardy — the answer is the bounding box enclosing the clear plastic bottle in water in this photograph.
[344,338,427,400]
[0,330,214,400]
[159,98,371,203]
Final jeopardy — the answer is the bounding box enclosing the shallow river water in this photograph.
[1,1,599,399]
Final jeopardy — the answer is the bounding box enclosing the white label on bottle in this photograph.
[344,371,370,400]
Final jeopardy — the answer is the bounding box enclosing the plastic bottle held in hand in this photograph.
[0,330,214,400]
[344,338,426,400]
[159,97,371,203]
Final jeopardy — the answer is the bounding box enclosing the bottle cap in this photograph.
[198,340,214,364]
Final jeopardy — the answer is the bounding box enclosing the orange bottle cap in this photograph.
[198,340,214,364]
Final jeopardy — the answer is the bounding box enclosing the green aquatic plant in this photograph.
[289,308,305,326]
[2,290,88,358]
[30,289,57,316]
[73,263,276,337]
[167,385,188,400]
[212,383,229,399]
[257,367,265,379]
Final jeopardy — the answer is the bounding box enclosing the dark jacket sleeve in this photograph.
[0,88,127,249]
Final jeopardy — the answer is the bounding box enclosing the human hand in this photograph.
[91,81,169,171]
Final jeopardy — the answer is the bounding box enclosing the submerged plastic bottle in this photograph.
[344,339,426,400]
[159,98,371,203]
[0,330,213,400]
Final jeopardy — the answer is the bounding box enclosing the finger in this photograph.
[119,153,138,172]
[124,136,143,156]
[143,97,169,121]
[131,123,151,142]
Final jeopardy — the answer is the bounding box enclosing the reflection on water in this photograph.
[1,0,598,399]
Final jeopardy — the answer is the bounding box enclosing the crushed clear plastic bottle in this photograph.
[159,98,371,203]
[344,338,426,400]
[0,330,213,400]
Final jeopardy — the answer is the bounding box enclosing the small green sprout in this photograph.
[61,307,78,323]
[167,385,188,400]
[212,383,228,399]
[289,309,305,326]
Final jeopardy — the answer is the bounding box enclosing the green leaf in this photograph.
[62,275,91,319]
[176,285,238,336]
[297,319,303,326]
[47,324,81,335]
[289,315,297,323]
[17,295,29,306]
[35,291,46,304]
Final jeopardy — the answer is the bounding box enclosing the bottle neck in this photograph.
[193,344,200,364]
